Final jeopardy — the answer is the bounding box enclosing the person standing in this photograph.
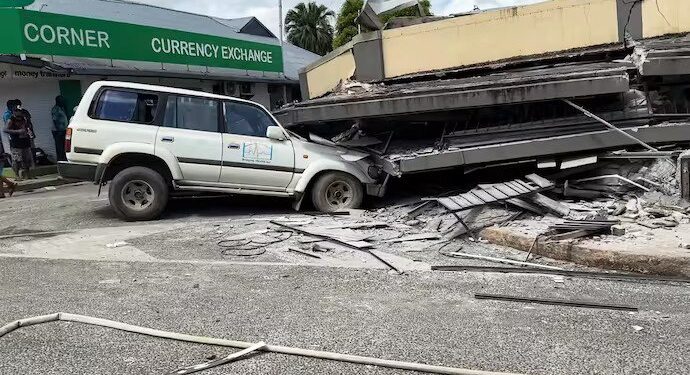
[51,96,69,161]
[14,99,36,166]
[2,100,17,154]
[4,109,33,180]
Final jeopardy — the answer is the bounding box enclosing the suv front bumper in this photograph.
[58,162,98,182]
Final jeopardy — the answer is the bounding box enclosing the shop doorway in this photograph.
[58,80,82,117]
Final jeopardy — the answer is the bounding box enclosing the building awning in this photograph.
[0,2,319,83]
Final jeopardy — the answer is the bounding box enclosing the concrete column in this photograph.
[680,151,690,202]
[352,31,386,82]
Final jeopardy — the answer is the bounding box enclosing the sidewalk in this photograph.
[480,218,690,277]
[14,174,77,192]
[2,165,77,192]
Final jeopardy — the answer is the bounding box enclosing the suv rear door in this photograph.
[219,100,295,190]
[157,95,223,182]
[77,88,161,162]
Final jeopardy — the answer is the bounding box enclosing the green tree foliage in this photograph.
[381,0,432,23]
[333,0,363,49]
[285,2,335,56]
[333,0,432,49]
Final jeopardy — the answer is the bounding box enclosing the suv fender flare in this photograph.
[294,160,373,194]
[99,143,183,180]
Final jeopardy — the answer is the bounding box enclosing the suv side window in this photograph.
[164,95,219,132]
[224,101,276,138]
[94,89,159,124]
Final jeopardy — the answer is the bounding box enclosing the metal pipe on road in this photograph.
[0,312,521,375]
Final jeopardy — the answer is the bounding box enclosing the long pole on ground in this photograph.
[0,313,521,375]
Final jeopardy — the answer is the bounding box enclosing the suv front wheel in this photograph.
[109,167,169,221]
[311,172,364,212]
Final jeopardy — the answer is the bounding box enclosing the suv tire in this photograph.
[109,167,169,221]
[311,172,364,212]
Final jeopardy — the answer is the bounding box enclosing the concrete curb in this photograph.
[15,177,78,192]
[480,226,690,277]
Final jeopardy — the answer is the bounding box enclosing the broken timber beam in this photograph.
[528,193,571,217]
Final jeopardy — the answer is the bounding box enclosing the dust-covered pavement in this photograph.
[1,184,689,375]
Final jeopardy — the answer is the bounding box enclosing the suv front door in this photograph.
[219,101,295,190]
[156,95,223,182]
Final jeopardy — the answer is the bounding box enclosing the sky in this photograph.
[128,0,542,37]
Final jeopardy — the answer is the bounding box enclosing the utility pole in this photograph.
[278,0,283,43]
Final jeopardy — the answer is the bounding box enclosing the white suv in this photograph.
[59,81,385,221]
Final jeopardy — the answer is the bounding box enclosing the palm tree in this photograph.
[285,2,335,56]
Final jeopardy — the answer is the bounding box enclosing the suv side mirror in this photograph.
[266,126,286,141]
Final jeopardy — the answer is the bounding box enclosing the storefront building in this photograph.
[0,0,320,159]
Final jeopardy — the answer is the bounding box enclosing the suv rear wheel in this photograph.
[311,172,364,212]
[109,167,169,221]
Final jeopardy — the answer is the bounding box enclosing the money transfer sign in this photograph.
[0,8,283,73]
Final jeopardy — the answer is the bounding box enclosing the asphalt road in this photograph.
[0,184,689,374]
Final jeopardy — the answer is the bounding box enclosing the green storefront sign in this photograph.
[0,8,283,73]
[0,0,35,7]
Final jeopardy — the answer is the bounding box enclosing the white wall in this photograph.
[0,79,61,158]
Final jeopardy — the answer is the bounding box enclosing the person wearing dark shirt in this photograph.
[4,110,34,180]
[51,96,70,161]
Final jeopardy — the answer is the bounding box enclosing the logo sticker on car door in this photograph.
[242,142,273,163]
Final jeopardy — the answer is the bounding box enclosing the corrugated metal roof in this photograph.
[283,43,320,81]
[22,0,319,81]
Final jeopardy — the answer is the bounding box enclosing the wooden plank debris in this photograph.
[545,229,597,241]
[288,247,322,259]
[525,174,553,189]
[384,233,441,243]
[325,222,388,230]
[474,293,638,311]
[448,252,564,270]
[529,193,571,216]
[560,155,598,169]
[270,221,373,249]
[506,198,545,215]
[433,174,554,213]
[545,219,619,241]
[405,201,435,219]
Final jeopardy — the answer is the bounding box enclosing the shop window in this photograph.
[224,101,276,138]
[163,95,219,132]
[94,90,159,124]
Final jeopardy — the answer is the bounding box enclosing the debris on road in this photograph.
[171,341,267,375]
[288,247,322,259]
[474,293,639,312]
[105,241,129,248]
[446,252,563,270]
[0,313,521,375]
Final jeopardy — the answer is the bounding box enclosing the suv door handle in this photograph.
[161,136,174,143]
[227,143,240,149]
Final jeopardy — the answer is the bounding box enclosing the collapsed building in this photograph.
[274,0,690,183]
